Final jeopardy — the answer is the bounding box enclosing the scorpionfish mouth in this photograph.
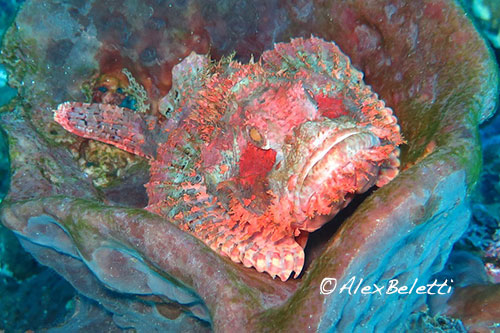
[285,119,384,231]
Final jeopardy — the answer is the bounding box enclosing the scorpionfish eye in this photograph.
[247,126,267,148]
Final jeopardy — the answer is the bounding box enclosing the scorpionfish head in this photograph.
[232,77,402,236]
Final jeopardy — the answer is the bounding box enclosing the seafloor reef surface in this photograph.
[0,0,499,332]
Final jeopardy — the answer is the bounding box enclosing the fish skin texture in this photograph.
[54,37,403,281]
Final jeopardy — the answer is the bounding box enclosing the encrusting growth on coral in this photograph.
[121,68,150,113]
[54,37,403,281]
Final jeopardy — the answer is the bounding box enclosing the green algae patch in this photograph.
[257,279,320,330]
[0,27,39,87]
[226,269,262,310]
[0,26,50,108]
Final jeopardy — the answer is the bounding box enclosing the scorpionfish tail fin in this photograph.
[54,102,157,158]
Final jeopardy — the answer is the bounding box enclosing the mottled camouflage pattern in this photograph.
[55,37,402,280]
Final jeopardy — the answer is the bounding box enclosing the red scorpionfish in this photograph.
[54,37,403,281]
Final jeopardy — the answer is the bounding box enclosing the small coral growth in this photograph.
[405,309,466,332]
[121,68,150,113]
[78,139,143,188]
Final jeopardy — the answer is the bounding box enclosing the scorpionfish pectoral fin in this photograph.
[54,102,157,158]
[196,220,305,281]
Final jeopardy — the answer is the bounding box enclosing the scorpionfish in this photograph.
[54,37,403,281]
